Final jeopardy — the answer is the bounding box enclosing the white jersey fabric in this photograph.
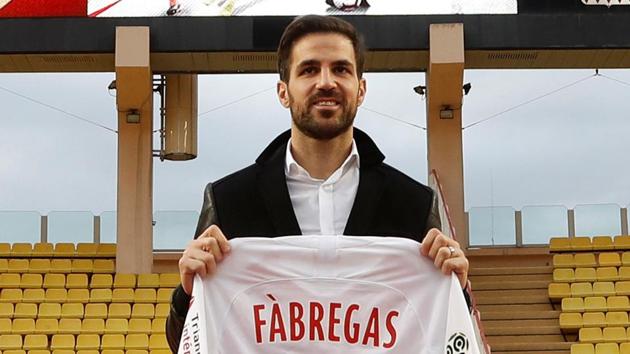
[178,236,479,354]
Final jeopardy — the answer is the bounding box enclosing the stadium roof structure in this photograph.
[1,11,630,73]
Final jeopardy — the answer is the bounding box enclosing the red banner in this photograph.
[0,0,87,17]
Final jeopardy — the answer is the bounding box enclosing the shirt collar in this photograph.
[285,139,360,179]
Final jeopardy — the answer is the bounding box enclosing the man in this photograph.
[166,15,469,352]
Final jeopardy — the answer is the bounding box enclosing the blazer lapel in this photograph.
[343,166,385,236]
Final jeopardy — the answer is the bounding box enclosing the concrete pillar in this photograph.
[426,23,467,248]
[115,26,154,273]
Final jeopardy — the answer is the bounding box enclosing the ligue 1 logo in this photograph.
[446,332,469,354]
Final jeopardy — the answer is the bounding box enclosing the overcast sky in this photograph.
[1,69,629,244]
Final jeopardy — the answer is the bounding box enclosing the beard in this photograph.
[289,90,358,140]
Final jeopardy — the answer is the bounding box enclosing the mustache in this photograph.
[308,91,344,105]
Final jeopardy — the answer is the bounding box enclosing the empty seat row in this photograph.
[579,327,630,344]
[0,273,179,289]
[563,296,630,313]
[0,333,168,351]
[0,302,169,319]
[548,282,630,300]
[0,259,115,274]
[560,312,630,330]
[0,288,174,304]
[553,267,630,283]
[0,318,165,335]
[571,342,630,354]
[554,253,630,269]
[0,243,116,258]
[551,236,630,252]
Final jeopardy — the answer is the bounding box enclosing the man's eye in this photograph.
[334,67,350,74]
[302,67,316,74]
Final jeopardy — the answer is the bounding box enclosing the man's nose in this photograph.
[316,68,337,90]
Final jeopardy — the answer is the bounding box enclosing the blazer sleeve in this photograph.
[424,189,442,235]
[166,182,219,353]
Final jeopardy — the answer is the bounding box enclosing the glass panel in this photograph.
[0,211,41,243]
[99,211,116,243]
[47,211,94,243]
[574,204,621,237]
[468,206,516,246]
[521,205,568,245]
[153,211,199,250]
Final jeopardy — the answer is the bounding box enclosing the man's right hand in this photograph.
[178,224,231,295]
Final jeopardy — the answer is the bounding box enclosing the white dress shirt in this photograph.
[285,139,360,235]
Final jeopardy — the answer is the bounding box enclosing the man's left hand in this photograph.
[420,228,469,288]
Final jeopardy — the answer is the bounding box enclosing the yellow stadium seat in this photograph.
[576,268,597,282]
[550,237,572,252]
[22,289,45,303]
[81,319,104,335]
[0,273,21,288]
[572,282,594,298]
[598,267,620,281]
[1,289,22,303]
[92,260,115,274]
[23,334,48,350]
[29,259,51,274]
[45,289,68,303]
[132,304,154,319]
[156,289,172,304]
[134,289,156,304]
[111,289,134,303]
[127,351,148,354]
[158,274,179,288]
[50,259,72,273]
[593,236,614,250]
[572,237,593,251]
[128,319,151,334]
[596,343,619,354]
[616,281,630,296]
[50,334,75,350]
[571,343,592,354]
[89,289,112,303]
[137,274,159,289]
[0,303,14,318]
[61,303,84,319]
[3,350,27,354]
[102,351,125,354]
[44,274,66,289]
[101,334,125,350]
[8,259,29,273]
[96,243,116,257]
[108,304,131,319]
[150,350,170,354]
[28,349,50,354]
[607,296,630,311]
[11,243,33,257]
[90,275,113,289]
[67,289,89,304]
[603,326,627,343]
[607,311,629,326]
[104,319,128,335]
[76,351,99,354]
[71,260,93,274]
[84,304,107,319]
[114,274,136,288]
[148,335,168,351]
[12,318,36,335]
[583,312,606,328]
[0,334,23,350]
[151,319,165,334]
[154,304,168,319]
[593,282,616,297]
[35,318,59,335]
[584,297,607,312]
[39,303,62,319]
[553,254,575,268]
[0,243,10,256]
[14,303,38,318]
[619,267,630,281]
[0,258,7,272]
[599,253,622,267]
[53,243,75,258]
[58,318,81,335]
[0,318,11,334]
[125,334,149,350]
[576,253,599,267]
[620,343,630,354]
[21,274,43,289]
[33,243,54,257]
[66,274,88,289]
[614,236,630,250]
[622,253,630,266]
[554,268,575,283]
[580,327,604,343]
[76,244,98,257]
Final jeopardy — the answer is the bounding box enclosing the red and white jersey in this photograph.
[178,236,479,354]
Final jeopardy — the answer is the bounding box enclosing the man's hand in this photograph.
[178,225,231,295]
[420,228,469,288]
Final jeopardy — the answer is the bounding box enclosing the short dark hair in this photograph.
[277,15,366,82]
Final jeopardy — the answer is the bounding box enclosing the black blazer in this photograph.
[166,128,440,352]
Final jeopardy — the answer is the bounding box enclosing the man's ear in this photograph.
[357,77,367,106]
[277,80,290,108]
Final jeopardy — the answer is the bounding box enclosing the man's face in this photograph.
[277,32,366,140]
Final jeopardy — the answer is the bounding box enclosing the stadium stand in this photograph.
[0,242,175,354]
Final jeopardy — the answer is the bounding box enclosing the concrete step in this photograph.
[470,273,553,283]
[471,279,550,290]
[480,309,560,320]
[484,319,561,335]
[470,266,553,276]
[489,341,572,351]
